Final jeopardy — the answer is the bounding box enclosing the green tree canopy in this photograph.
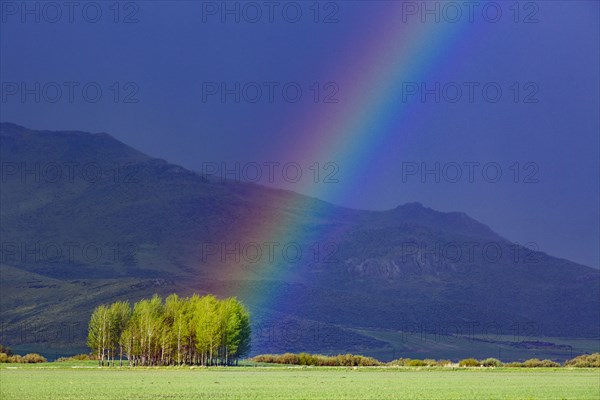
[87,294,251,366]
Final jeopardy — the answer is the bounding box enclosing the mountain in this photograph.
[1,123,598,361]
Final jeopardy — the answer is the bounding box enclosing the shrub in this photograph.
[251,354,277,364]
[335,354,353,366]
[297,352,317,366]
[56,354,92,362]
[336,354,381,367]
[540,359,560,368]
[459,358,481,367]
[1,353,47,363]
[7,355,22,363]
[387,358,429,367]
[481,358,503,367]
[522,358,560,368]
[0,344,13,356]
[436,359,453,367]
[323,356,339,366]
[504,362,524,367]
[387,358,409,366]
[21,353,47,363]
[564,353,600,368]
[254,353,600,368]
[522,358,542,367]
[279,353,300,365]
[343,354,358,366]
[355,356,382,367]
[251,353,382,367]
[71,353,92,361]
[0,347,48,364]
[252,354,292,364]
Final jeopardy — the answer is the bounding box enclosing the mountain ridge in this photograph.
[1,122,598,360]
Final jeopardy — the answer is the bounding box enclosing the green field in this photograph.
[1,363,598,400]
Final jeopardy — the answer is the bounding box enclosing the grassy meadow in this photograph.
[1,362,599,400]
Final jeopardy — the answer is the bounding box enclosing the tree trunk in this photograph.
[177,326,181,366]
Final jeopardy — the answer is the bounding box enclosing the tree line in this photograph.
[87,294,251,367]
[252,353,600,368]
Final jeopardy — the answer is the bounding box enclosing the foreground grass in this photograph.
[1,364,598,400]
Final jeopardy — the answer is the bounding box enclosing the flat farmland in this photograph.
[1,364,598,400]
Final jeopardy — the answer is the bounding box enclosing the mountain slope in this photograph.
[1,123,598,360]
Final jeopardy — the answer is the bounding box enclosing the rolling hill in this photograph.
[1,122,598,360]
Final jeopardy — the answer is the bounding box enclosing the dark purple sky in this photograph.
[1,1,598,267]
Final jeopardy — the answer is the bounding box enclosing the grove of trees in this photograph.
[87,294,251,367]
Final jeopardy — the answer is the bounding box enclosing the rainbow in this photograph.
[211,6,474,323]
